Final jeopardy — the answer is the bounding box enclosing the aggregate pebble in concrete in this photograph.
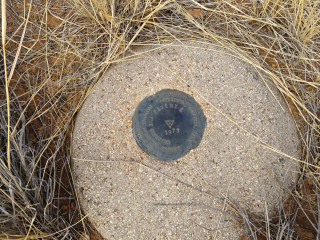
[72,41,300,239]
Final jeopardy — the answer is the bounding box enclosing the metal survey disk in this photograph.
[132,89,206,161]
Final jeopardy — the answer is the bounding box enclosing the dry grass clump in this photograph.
[0,0,319,239]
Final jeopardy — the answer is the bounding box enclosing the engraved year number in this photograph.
[165,128,180,135]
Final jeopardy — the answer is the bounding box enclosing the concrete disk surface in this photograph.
[72,41,300,239]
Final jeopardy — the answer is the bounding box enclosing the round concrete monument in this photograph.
[72,41,300,239]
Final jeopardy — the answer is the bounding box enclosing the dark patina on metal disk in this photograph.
[133,89,206,161]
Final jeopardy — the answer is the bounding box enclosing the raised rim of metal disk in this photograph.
[132,89,206,161]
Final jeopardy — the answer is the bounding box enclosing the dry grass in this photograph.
[0,0,319,239]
